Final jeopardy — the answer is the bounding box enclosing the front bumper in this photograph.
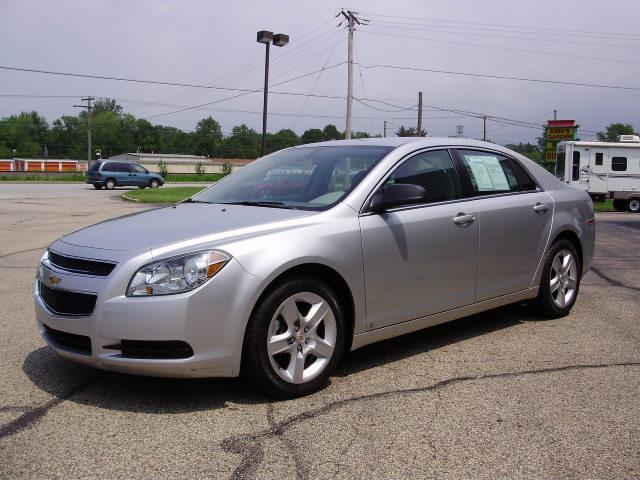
[35,243,263,378]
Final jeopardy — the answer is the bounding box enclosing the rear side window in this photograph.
[89,162,101,172]
[572,151,580,181]
[457,150,518,195]
[595,152,603,166]
[101,162,116,172]
[117,162,132,172]
[612,157,627,171]
[510,159,538,191]
[388,149,460,204]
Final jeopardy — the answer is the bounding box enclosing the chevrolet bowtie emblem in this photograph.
[48,274,61,285]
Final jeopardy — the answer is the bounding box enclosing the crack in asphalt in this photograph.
[0,246,47,261]
[219,361,640,480]
[590,266,640,292]
[0,375,97,440]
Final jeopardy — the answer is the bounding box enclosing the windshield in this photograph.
[193,145,394,210]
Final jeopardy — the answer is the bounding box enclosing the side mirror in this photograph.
[369,183,426,213]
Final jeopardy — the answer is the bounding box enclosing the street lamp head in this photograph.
[273,33,289,47]
[256,30,273,44]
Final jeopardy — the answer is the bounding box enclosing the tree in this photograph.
[323,124,344,141]
[269,129,300,152]
[352,131,371,139]
[193,116,223,156]
[301,128,325,144]
[395,126,426,137]
[92,98,123,116]
[597,123,636,142]
[0,111,49,158]
[221,124,261,159]
[504,142,543,163]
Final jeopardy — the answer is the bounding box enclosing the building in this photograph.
[210,158,254,173]
[0,159,14,172]
[107,153,253,174]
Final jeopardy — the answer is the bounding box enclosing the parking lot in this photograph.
[0,183,638,479]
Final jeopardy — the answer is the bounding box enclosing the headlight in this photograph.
[127,250,230,296]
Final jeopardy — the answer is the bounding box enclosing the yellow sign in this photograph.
[547,128,575,141]
[546,151,557,161]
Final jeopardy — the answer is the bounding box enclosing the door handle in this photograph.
[533,202,549,214]
[453,213,475,227]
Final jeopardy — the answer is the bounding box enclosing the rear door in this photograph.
[589,149,608,194]
[453,149,553,302]
[116,162,135,185]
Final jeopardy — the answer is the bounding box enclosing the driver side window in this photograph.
[387,150,461,204]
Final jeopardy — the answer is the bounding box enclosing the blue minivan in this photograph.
[87,161,164,190]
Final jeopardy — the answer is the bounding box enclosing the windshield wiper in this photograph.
[180,198,212,204]
[222,201,296,209]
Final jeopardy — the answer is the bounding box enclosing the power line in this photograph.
[362,30,640,65]
[357,62,640,92]
[360,12,640,39]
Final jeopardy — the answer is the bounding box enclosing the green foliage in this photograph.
[0,99,380,161]
[504,142,543,163]
[352,131,371,139]
[221,160,232,176]
[157,160,169,179]
[597,123,636,142]
[323,124,344,141]
[194,161,206,176]
[301,128,325,144]
[395,126,427,137]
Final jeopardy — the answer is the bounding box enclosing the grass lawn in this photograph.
[123,186,205,203]
[594,199,616,212]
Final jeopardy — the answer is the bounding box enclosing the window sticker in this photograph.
[465,155,510,191]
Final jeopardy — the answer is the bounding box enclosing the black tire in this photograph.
[530,239,581,319]
[613,199,627,212]
[93,184,102,190]
[242,276,346,398]
[627,198,640,213]
[138,186,146,189]
[104,179,116,190]
[149,179,160,189]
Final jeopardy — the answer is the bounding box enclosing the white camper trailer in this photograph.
[556,135,640,212]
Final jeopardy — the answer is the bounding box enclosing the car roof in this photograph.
[293,136,508,150]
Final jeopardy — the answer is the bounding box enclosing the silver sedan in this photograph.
[35,138,595,397]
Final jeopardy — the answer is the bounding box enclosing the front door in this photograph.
[589,149,608,194]
[359,149,479,330]
[454,149,554,301]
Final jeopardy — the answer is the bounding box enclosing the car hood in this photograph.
[59,203,317,252]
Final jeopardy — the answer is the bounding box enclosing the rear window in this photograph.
[510,159,538,191]
[89,162,101,172]
[572,151,580,181]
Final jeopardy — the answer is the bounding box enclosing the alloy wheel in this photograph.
[629,199,640,213]
[267,292,337,384]
[550,249,578,308]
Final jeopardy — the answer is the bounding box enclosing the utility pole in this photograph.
[74,96,94,169]
[417,91,423,136]
[553,109,558,120]
[483,115,488,141]
[383,120,387,137]
[340,10,363,140]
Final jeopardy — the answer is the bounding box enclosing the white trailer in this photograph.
[556,135,640,212]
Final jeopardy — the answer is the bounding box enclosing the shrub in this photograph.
[157,160,169,179]
[221,160,232,176]
[194,161,205,176]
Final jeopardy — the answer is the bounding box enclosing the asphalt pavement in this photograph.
[0,184,638,479]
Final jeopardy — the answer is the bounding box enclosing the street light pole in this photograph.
[257,31,289,156]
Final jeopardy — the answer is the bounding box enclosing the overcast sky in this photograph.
[1,0,639,144]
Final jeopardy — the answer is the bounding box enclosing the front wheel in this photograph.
[242,277,346,398]
[628,198,640,213]
[149,179,160,189]
[530,239,581,318]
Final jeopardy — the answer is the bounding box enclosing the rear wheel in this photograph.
[531,239,581,318]
[104,179,116,190]
[149,179,160,189]
[613,199,627,212]
[628,198,640,213]
[242,276,346,398]
[93,184,102,190]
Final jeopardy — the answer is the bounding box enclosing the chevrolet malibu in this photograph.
[35,138,595,397]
